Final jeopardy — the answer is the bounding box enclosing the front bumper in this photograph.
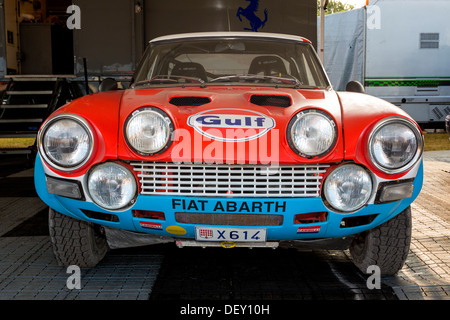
[34,155,423,242]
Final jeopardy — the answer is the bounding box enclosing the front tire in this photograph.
[349,206,412,276]
[48,208,109,268]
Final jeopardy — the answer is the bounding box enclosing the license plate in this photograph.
[195,227,266,242]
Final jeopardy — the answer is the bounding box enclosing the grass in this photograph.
[0,138,36,149]
[423,133,450,151]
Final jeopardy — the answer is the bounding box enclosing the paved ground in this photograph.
[382,152,450,299]
[384,151,450,300]
[0,152,449,301]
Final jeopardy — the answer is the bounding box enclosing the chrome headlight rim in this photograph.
[87,162,137,211]
[124,107,174,156]
[38,114,94,172]
[287,108,337,158]
[323,163,374,213]
[368,117,424,174]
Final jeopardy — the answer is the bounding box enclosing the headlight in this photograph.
[88,162,137,210]
[324,164,373,212]
[125,108,173,155]
[368,117,423,173]
[39,115,93,171]
[288,109,337,158]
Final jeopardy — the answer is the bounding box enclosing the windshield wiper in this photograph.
[210,74,302,88]
[133,75,206,87]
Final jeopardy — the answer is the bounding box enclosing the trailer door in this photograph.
[72,0,139,77]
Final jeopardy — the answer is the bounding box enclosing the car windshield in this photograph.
[132,36,329,89]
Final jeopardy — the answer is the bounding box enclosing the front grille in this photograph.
[175,212,283,226]
[131,162,328,197]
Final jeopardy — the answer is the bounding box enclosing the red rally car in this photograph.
[34,32,424,275]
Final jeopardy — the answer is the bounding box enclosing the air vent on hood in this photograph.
[169,96,211,106]
[250,95,292,108]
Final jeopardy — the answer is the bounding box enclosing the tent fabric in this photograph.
[319,8,365,91]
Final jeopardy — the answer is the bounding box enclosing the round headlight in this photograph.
[40,115,93,170]
[288,109,336,157]
[88,162,137,210]
[369,118,423,173]
[125,108,173,155]
[324,164,373,212]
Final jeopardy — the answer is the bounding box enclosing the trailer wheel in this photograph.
[48,208,109,268]
[349,206,412,276]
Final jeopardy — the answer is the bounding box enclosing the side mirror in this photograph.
[99,78,118,92]
[346,80,365,94]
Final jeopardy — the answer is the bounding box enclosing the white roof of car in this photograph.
[150,32,311,44]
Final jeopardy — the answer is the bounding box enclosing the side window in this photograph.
[295,52,316,86]
[301,53,316,85]
[146,53,159,79]
[296,49,327,87]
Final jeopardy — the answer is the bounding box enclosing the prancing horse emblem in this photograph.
[236,0,268,32]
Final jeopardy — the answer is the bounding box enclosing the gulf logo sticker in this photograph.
[187,108,276,142]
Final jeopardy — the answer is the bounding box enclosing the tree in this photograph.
[317,0,355,15]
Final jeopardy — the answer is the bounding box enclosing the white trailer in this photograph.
[321,0,450,129]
